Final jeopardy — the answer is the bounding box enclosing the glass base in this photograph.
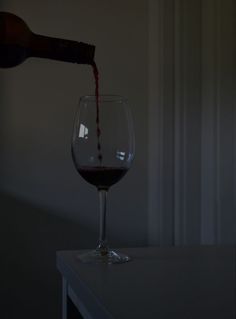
[77,249,131,264]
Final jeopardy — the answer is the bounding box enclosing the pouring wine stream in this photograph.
[91,61,102,163]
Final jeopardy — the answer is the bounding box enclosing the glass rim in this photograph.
[80,95,128,103]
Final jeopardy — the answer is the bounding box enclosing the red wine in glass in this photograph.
[78,166,128,190]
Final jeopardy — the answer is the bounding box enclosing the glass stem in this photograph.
[97,189,109,255]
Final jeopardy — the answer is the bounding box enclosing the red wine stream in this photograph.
[92,61,102,162]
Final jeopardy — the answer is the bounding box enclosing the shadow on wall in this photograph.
[0,191,97,319]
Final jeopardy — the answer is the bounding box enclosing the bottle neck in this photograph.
[30,33,95,65]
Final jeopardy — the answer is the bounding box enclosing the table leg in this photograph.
[62,277,84,319]
[62,277,68,319]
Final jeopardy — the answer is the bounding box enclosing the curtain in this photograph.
[148,0,236,245]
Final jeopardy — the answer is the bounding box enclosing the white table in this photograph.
[57,246,236,319]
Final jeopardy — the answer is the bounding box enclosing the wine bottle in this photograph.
[0,12,95,68]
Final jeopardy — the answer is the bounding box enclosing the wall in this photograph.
[0,1,148,318]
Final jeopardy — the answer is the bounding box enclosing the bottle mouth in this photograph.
[78,42,95,64]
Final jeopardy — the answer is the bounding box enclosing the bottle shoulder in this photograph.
[0,12,32,46]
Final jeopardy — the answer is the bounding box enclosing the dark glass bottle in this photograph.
[0,12,95,68]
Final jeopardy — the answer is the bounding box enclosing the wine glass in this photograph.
[71,95,135,264]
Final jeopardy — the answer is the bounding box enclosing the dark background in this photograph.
[1,0,235,318]
[0,1,148,318]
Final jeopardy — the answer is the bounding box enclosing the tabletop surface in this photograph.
[57,246,236,319]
